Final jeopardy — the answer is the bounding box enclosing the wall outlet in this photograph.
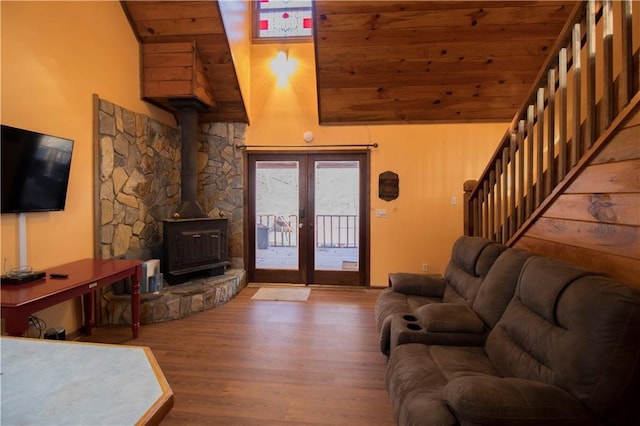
[422,263,429,272]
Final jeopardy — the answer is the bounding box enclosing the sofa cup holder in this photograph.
[402,314,418,322]
[406,323,423,331]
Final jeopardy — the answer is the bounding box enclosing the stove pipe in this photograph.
[176,104,206,218]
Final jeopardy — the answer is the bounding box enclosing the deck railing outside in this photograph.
[315,214,358,248]
[257,214,298,247]
[465,0,639,243]
[257,214,359,248]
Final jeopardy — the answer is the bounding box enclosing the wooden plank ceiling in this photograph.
[121,1,249,123]
[121,1,577,125]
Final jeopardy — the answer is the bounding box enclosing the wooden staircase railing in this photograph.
[464,0,639,244]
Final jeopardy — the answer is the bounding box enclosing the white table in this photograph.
[1,337,173,425]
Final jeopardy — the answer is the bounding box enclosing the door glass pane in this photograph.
[255,161,299,270]
[314,161,359,271]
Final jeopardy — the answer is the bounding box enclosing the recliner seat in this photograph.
[386,247,533,354]
[385,255,640,425]
[374,236,506,354]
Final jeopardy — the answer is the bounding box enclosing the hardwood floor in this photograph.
[81,286,395,425]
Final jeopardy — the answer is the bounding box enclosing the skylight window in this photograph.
[254,0,313,41]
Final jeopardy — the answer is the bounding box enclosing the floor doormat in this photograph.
[251,287,311,302]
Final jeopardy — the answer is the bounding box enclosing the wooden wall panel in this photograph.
[516,235,640,287]
[142,42,195,99]
[564,159,640,193]
[142,41,215,108]
[527,217,639,259]
[144,67,192,82]
[194,49,215,107]
[144,81,192,97]
[544,193,640,225]
[514,105,640,288]
[591,124,640,164]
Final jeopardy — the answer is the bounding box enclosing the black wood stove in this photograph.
[161,99,229,285]
[163,218,229,285]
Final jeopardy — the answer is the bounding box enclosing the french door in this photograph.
[247,151,369,286]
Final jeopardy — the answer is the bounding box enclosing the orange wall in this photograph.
[246,43,508,286]
[0,1,175,334]
[0,1,509,339]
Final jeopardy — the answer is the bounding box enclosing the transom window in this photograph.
[253,0,313,41]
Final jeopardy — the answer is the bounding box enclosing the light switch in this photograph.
[375,209,388,218]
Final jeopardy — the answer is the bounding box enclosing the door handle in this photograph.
[299,223,304,229]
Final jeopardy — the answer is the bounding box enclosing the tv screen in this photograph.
[1,124,74,213]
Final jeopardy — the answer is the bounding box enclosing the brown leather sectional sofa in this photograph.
[377,236,640,425]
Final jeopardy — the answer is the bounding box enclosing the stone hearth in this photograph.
[102,269,246,326]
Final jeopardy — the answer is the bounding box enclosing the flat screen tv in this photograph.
[1,124,74,213]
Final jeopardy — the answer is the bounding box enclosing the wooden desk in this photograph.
[1,258,142,338]
[1,337,173,425]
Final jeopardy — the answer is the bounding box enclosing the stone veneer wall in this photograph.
[98,98,181,258]
[198,123,246,268]
[97,99,246,266]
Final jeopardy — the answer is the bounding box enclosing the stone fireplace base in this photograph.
[102,269,246,326]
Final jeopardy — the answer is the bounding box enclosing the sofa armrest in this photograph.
[388,273,445,297]
[418,303,486,333]
[443,376,596,425]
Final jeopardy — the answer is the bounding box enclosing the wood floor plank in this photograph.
[80,287,394,425]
